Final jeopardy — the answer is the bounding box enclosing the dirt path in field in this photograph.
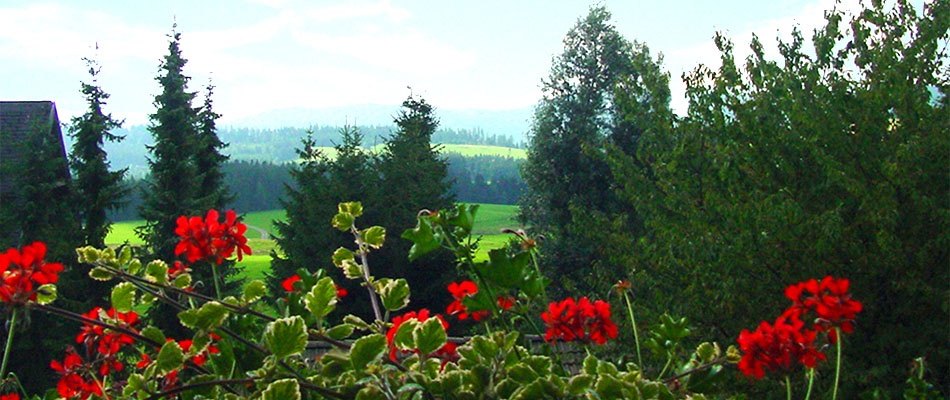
[245,224,270,240]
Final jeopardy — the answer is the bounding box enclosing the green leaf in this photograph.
[141,326,166,344]
[332,247,355,267]
[343,314,371,330]
[350,333,387,370]
[192,302,230,331]
[262,378,300,400]
[401,217,441,261]
[305,277,338,319]
[449,203,479,234]
[35,284,57,304]
[156,340,184,375]
[339,201,363,217]
[392,319,418,351]
[379,278,410,311]
[263,316,307,360]
[111,282,135,313]
[332,212,354,232]
[173,273,192,290]
[118,246,132,265]
[325,324,354,340]
[413,317,447,356]
[360,226,386,249]
[475,249,528,288]
[123,373,146,397]
[242,280,266,303]
[89,267,114,281]
[145,260,168,285]
[127,259,143,275]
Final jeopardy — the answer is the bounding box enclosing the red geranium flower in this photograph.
[496,296,515,311]
[335,284,348,298]
[541,297,617,345]
[737,315,826,379]
[175,210,252,264]
[50,350,103,400]
[445,281,488,321]
[1,393,19,400]
[0,242,63,304]
[281,275,302,292]
[784,276,862,343]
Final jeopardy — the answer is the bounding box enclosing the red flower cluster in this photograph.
[446,281,488,321]
[784,276,862,343]
[174,210,252,264]
[737,276,862,379]
[541,297,618,345]
[75,307,140,376]
[0,393,19,400]
[0,242,63,304]
[50,349,103,400]
[737,316,826,379]
[445,281,514,321]
[281,274,347,297]
[386,309,456,362]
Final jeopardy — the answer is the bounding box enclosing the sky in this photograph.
[0,0,916,127]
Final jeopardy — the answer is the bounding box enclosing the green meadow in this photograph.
[310,144,526,160]
[106,203,523,283]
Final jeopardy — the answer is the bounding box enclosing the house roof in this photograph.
[0,101,71,196]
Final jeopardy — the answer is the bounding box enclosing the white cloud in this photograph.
[305,0,410,23]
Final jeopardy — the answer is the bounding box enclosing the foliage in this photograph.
[520,5,668,294]
[607,0,949,396]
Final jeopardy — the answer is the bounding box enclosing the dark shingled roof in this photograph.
[0,101,71,197]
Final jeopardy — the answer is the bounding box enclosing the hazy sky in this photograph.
[0,0,909,126]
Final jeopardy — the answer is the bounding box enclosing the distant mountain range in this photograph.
[226,104,534,142]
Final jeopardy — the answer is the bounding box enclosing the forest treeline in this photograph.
[109,152,524,221]
[101,124,523,176]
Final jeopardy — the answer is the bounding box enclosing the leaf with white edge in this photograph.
[379,278,410,311]
[79,246,99,263]
[360,226,386,249]
[343,315,370,330]
[89,267,114,281]
[173,273,192,290]
[128,259,142,275]
[263,316,307,360]
[350,334,387,370]
[242,280,266,303]
[193,302,230,331]
[145,260,168,284]
[262,378,300,400]
[140,292,156,305]
[332,212,354,232]
[332,247,355,268]
[156,340,184,375]
[36,284,57,304]
[141,326,166,344]
[305,277,338,319]
[342,260,363,279]
[326,324,355,340]
[118,246,132,265]
[177,309,199,329]
[189,333,212,356]
[111,282,136,312]
[340,201,363,217]
[393,319,419,351]
[413,317,447,356]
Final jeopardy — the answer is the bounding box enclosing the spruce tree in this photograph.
[193,82,232,212]
[520,6,660,294]
[375,95,456,312]
[138,26,199,261]
[68,56,127,249]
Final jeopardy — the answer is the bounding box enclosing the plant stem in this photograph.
[660,357,725,384]
[833,327,842,400]
[0,309,18,379]
[804,367,815,400]
[657,356,672,380]
[622,292,642,367]
[785,375,792,400]
[145,378,256,400]
[351,226,382,323]
[211,262,222,299]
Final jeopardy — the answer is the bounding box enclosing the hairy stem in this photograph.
[622,292,643,367]
[805,367,815,400]
[785,375,792,400]
[833,328,842,400]
[351,226,383,323]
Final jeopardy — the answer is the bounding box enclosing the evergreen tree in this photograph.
[68,56,127,248]
[520,6,663,294]
[193,82,232,212]
[138,26,199,261]
[375,95,456,312]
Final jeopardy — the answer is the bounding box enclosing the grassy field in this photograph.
[106,203,523,281]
